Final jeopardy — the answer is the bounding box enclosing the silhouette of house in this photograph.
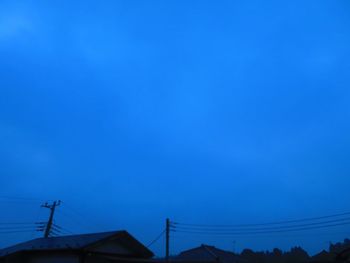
[0,230,154,263]
[175,244,239,263]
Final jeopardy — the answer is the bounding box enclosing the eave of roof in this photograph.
[0,230,153,258]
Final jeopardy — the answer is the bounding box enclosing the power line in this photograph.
[172,217,350,232]
[147,229,166,248]
[174,232,350,239]
[0,226,37,230]
[0,230,35,234]
[0,199,83,238]
[0,222,38,225]
[173,211,350,228]
[0,196,51,203]
[52,223,75,235]
[59,202,100,231]
[29,203,45,239]
[59,227,75,235]
[55,209,91,233]
[172,221,350,236]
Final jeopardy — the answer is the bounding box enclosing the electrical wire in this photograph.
[0,226,37,230]
[0,230,36,234]
[0,196,51,203]
[57,203,99,231]
[147,229,166,248]
[52,223,74,235]
[0,222,38,225]
[172,217,350,232]
[172,221,350,236]
[172,211,350,228]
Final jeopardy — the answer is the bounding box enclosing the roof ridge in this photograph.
[0,230,125,257]
[202,245,219,260]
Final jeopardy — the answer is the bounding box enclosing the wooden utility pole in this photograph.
[41,200,61,238]
[166,218,170,262]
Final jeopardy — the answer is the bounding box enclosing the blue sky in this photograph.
[1,0,350,257]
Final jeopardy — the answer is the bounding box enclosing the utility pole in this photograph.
[166,218,170,262]
[41,200,61,238]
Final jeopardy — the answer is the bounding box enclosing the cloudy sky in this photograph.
[1,0,350,256]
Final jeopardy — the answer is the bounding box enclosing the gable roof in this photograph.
[177,244,238,263]
[0,230,154,258]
